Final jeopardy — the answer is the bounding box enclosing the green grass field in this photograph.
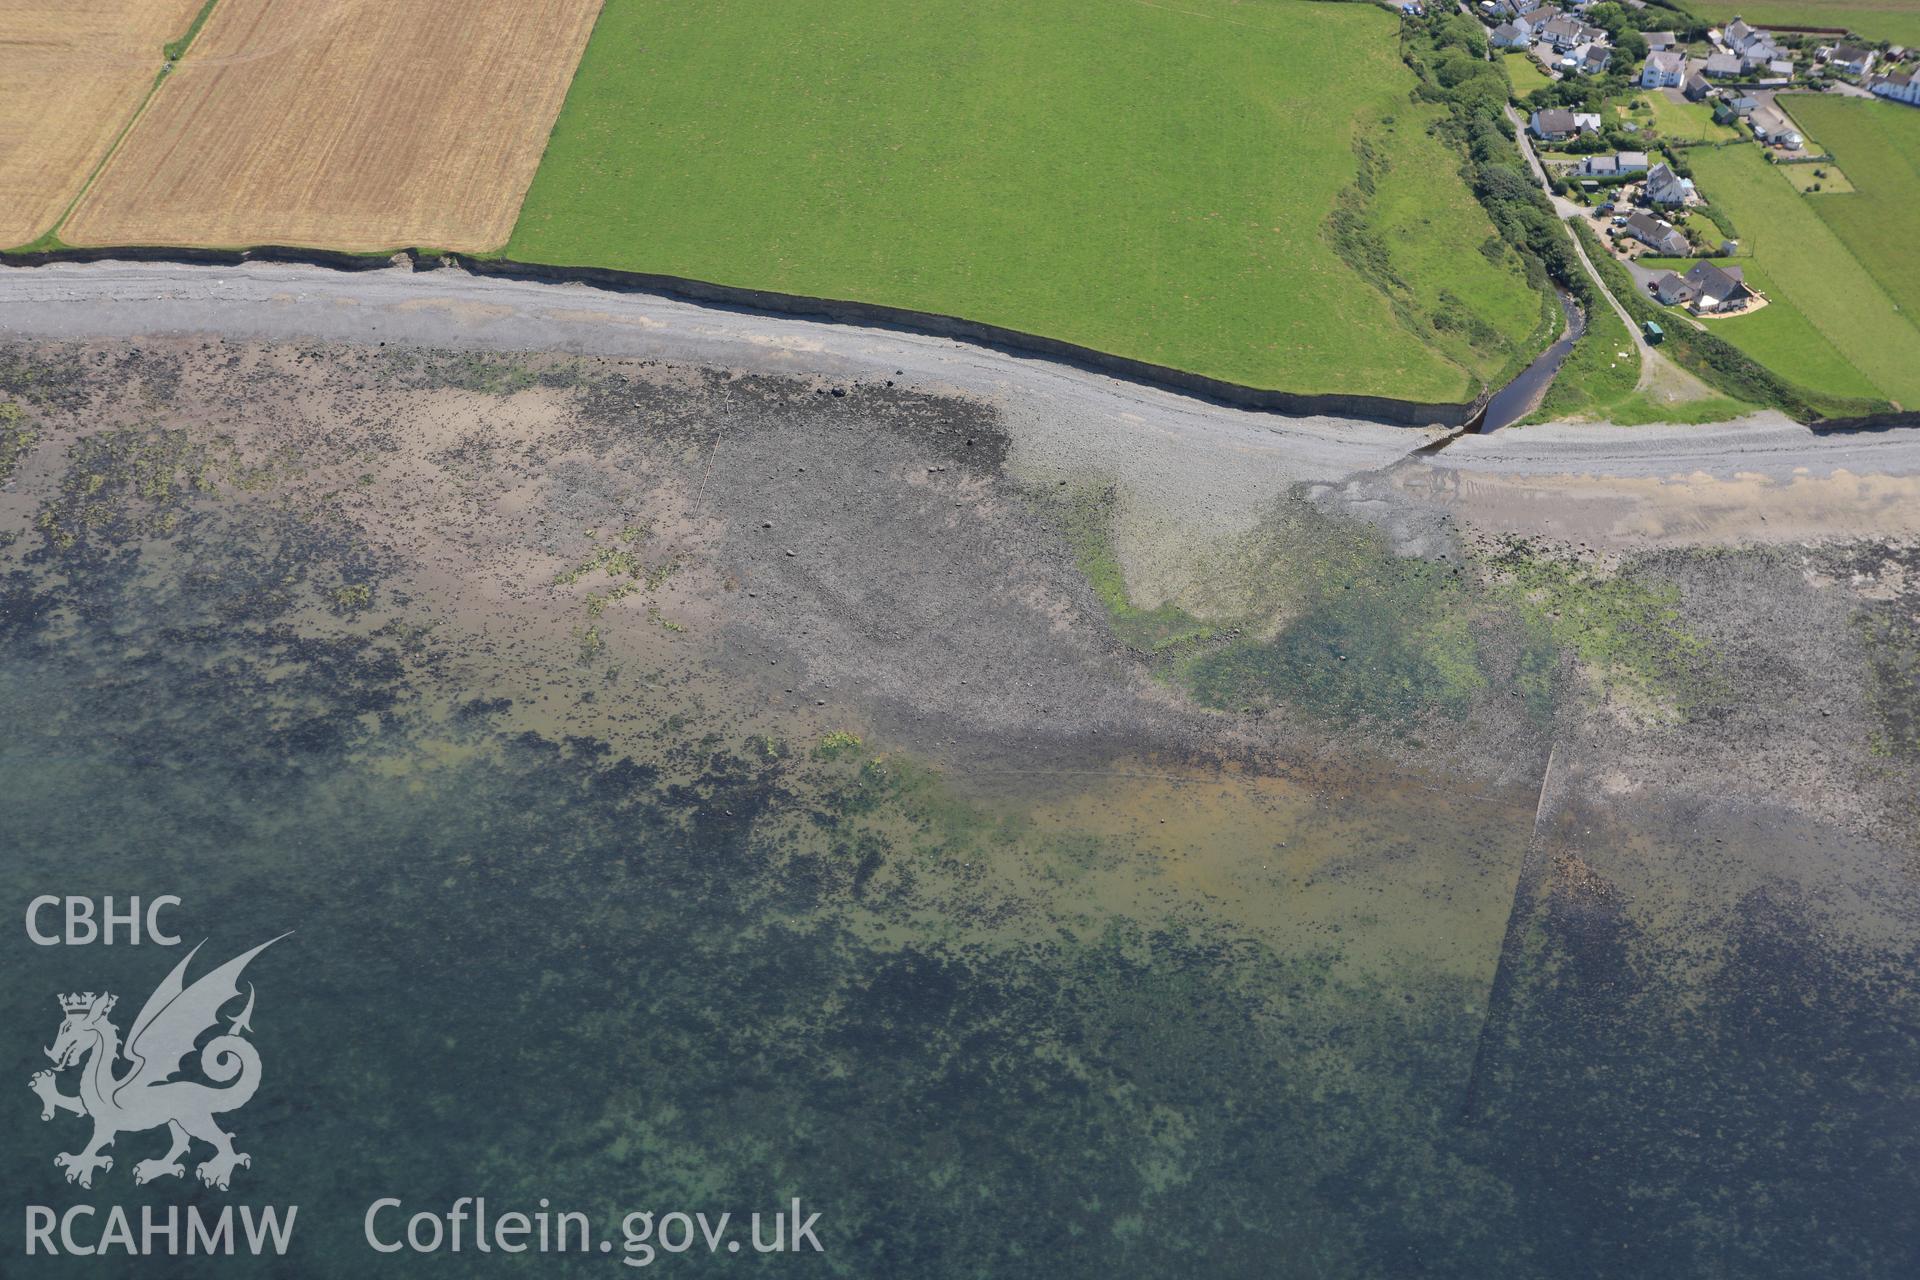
[1527,301,1754,425]
[1688,143,1920,404]
[509,0,1549,401]
[1685,0,1920,47]
[1640,256,1884,399]
[1784,96,1920,323]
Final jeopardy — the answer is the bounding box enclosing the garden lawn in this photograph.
[1504,52,1554,99]
[1685,0,1920,47]
[1784,96,1920,323]
[1641,256,1883,400]
[509,0,1548,401]
[1641,93,1741,144]
[1688,143,1920,404]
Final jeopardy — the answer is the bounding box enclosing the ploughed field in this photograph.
[0,0,203,247]
[508,0,1552,402]
[59,0,603,253]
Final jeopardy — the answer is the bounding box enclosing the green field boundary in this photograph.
[164,0,221,64]
[31,1,224,251]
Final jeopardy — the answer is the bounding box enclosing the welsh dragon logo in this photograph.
[29,935,287,1191]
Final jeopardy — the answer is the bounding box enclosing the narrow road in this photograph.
[1504,105,1703,397]
[1558,213,1659,392]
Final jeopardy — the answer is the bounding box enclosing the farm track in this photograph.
[0,0,205,246]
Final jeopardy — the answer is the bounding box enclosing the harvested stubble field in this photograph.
[0,0,204,248]
[509,0,1550,402]
[61,0,603,253]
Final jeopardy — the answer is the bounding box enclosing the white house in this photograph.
[1681,261,1752,313]
[1830,44,1876,76]
[1870,69,1920,105]
[1645,162,1696,206]
[1642,50,1687,87]
[1490,20,1531,48]
[1575,42,1614,75]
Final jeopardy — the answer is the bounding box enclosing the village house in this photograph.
[1724,23,1783,70]
[1829,45,1875,76]
[1764,59,1795,81]
[1652,270,1696,305]
[1530,108,1577,140]
[1574,42,1613,74]
[1703,51,1744,77]
[1528,108,1574,139]
[1644,31,1677,50]
[1490,20,1531,48]
[1645,161,1696,206]
[1576,150,1649,177]
[1684,69,1714,99]
[1573,111,1603,131]
[1642,49,1687,87]
[1623,211,1691,256]
[1540,13,1604,50]
[1749,102,1803,148]
[1870,68,1920,105]
[1678,261,1753,312]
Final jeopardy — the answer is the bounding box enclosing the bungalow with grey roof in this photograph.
[1529,107,1579,139]
[1577,151,1649,177]
[1576,42,1613,74]
[1490,21,1530,48]
[1749,102,1802,147]
[1652,271,1696,305]
[1684,69,1713,99]
[1623,211,1690,256]
[1682,261,1752,312]
[1645,31,1677,50]
[1703,52,1743,77]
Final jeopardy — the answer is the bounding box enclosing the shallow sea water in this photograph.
[2,359,1917,1277]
